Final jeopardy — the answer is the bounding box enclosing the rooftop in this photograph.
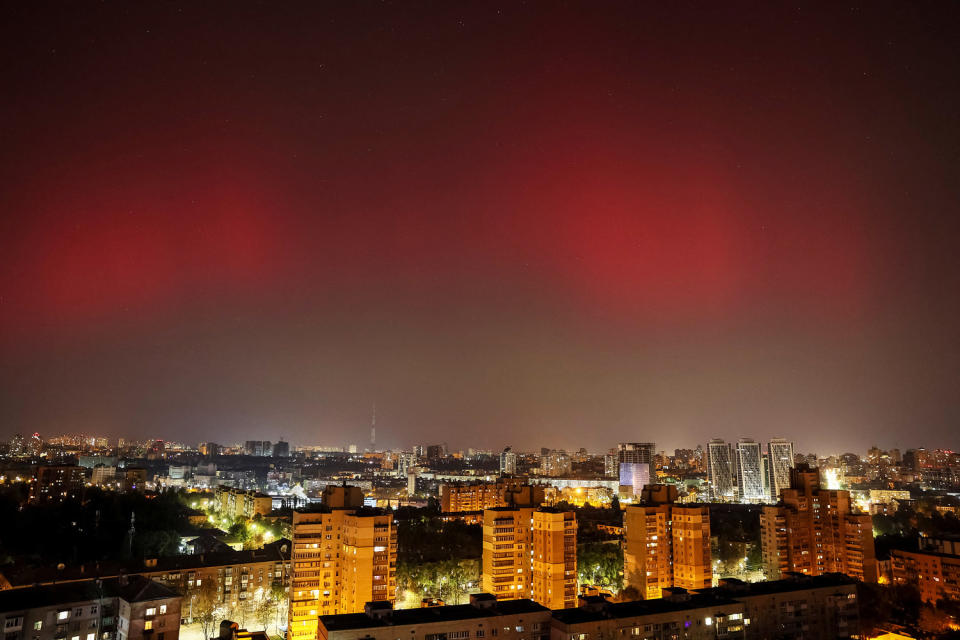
[320,599,550,631]
[552,592,740,626]
[0,575,177,611]
[0,538,290,589]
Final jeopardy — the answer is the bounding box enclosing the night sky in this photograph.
[2,2,958,453]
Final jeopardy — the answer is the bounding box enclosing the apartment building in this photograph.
[553,573,858,640]
[891,534,960,603]
[319,594,551,640]
[0,541,290,614]
[289,486,397,640]
[29,465,86,504]
[482,507,577,610]
[441,481,545,514]
[315,575,858,640]
[760,465,877,582]
[215,485,274,521]
[551,590,745,640]
[713,574,860,640]
[623,485,711,599]
[0,576,180,640]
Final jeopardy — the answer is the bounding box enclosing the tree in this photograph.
[193,580,223,640]
[253,590,276,632]
[577,542,623,592]
[446,559,479,604]
[270,583,288,635]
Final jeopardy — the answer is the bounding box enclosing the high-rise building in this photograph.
[396,451,417,477]
[735,439,764,502]
[481,506,577,609]
[288,486,397,640]
[618,443,655,496]
[760,465,877,583]
[244,440,272,456]
[604,453,617,477]
[7,433,24,457]
[500,449,517,475]
[426,444,445,461]
[541,449,572,477]
[765,438,795,501]
[623,485,711,599]
[273,439,291,457]
[706,439,736,500]
[29,465,85,503]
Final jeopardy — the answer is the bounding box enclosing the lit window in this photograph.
[704,618,712,626]
[34,622,42,631]
[58,612,70,621]
[159,605,166,614]
[87,633,95,640]
[145,621,153,631]
[146,608,157,617]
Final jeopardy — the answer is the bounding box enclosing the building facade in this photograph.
[765,439,795,501]
[288,486,397,640]
[706,440,736,500]
[0,576,181,640]
[618,443,655,496]
[735,440,764,502]
[29,465,86,504]
[623,486,711,599]
[891,535,960,603]
[482,507,577,610]
[760,465,877,583]
[215,486,274,521]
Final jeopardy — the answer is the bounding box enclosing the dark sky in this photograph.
[1,2,958,454]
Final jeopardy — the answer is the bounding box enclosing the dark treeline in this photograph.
[0,487,192,565]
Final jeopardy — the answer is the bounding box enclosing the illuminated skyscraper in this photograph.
[765,438,795,500]
[500,449,517,474]
[735,439,765,502]
[618,442,655,495]
[706,439,736,500]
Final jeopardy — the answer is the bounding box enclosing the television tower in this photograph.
[370,403,376,450]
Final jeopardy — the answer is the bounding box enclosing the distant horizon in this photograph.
[11,430,946,458]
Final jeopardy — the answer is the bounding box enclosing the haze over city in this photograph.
[2,2,959,453]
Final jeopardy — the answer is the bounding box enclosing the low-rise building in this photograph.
[316,574,860,640]
[319,594,552,640]
[712,574,860,639]
[0,541,291,614]
[551,590,745,640]
[0,576,180,640]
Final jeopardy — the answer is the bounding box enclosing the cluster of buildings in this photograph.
[704,439,795,503]
[760,465,877,583]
